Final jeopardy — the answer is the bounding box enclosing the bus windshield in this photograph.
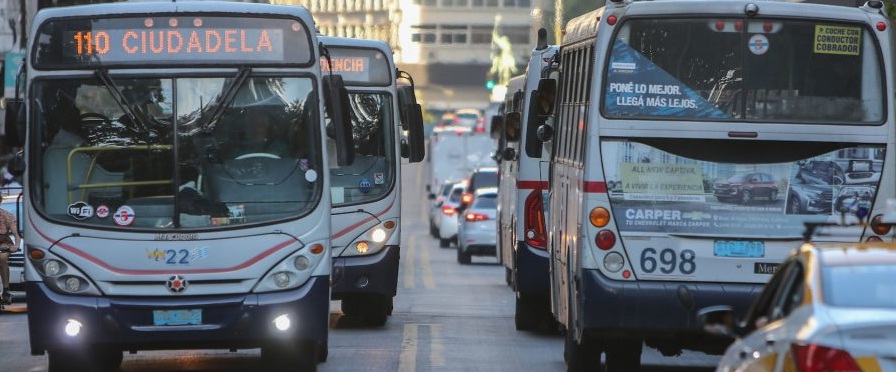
[33,74,322,229]
[603,18,884,123]
[329,92,395,205]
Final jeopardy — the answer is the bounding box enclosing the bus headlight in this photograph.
[63,276,82,292]
[254,242,328,293]
[44,259,65,276]
[339,219,398,257]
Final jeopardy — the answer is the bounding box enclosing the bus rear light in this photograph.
[870,214,892,235]
[524,190,548,249]
[607,15,618,26]
[442,205,457,216]
[589,207,610,227]
[763,22,773,32]
[603,252,624,272]
[734,21,743,31]
[715,20,724,31]
[877,22,887,31]
[622,270,631,279]
[596,230,616,250]
[792,343,861,372]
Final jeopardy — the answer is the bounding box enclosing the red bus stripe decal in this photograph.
[516,180,549,190]
[583,181,607,193]
[331,199,395,239]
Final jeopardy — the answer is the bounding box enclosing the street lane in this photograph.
[0,160,720,371]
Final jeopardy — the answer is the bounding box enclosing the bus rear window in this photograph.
[603,18,884,124]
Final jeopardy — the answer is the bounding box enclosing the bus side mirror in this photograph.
[489,115,503,140]
[4,98,25,147]
[505,112,522,142]
[323,74,354,167]
[8,151,25,178]
[535,78,557,116]
[398,86,425,163]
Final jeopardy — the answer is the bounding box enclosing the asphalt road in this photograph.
[0,160,720,371]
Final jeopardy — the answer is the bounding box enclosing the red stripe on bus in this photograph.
[517,180,549,189]
[331,199,395,239]
[583,181,607,193]
[30,214,296,275]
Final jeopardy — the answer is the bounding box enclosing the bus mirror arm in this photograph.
[537,124,554,143]
[323,74,355,167]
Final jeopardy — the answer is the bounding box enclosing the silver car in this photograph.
[707,230,896,372]
[429,181,456,238]
[456,188,497,264]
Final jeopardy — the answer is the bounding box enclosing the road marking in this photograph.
[419,236,435,289]
[430,324,444,367]
[398,323,443,372]
[397,323,418,372]
[403,235,416,289]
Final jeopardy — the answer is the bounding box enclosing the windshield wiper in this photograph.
[202,67,252,132]
[94,68,154,136]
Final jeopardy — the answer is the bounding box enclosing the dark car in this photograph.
[713,172,779,204]
[795,160,844,186]
[458,167,499,211]
[787,183,833,215]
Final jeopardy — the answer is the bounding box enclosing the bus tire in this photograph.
[604,339,642,372]
[515,294,536,331]
[365,294,389,327]
[49,347,122,372]
[317,340,328,363]
[564,331,601,372]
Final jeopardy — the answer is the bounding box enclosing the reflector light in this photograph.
[877,22,887,31]
[524,190,547,249]
[310,244,325,255]
[715,21,725,31]
[622,270,631,279]
[763,22,773,32]
[29,248,45,260]
[734,21,743,31]
[596,230,616,250]
[607,15,618,26]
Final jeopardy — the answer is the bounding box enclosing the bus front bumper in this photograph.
[579,268,762,336]
[26,276,329,354]
[331,245,399,299]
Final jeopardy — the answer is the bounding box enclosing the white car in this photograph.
[456,188,497,264]
[708,228,896,372]
[436,182,467,247]
[428,181,456,238]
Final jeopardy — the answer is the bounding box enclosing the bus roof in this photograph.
[318,35,392,55]
[32,0,313,28]
[563,0,883,44]
[318,35,396,86]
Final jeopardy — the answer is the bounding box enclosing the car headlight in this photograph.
[254,242,328,293]
[338,219,398,257]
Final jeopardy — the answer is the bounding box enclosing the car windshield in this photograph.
[604,18,884,123]
[473,195,497,209]
[33,75,322,229]
[824,264,896,309]
[448,187,464,203]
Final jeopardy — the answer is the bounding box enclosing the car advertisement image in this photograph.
[601,140,883,237]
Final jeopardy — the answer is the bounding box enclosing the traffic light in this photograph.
[485,80,496,90]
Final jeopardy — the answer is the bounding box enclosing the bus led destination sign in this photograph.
[34,16,312,68]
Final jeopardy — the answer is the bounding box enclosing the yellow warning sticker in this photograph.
[814,25,861,56]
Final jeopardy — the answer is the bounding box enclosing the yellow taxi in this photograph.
[708,223,896,372]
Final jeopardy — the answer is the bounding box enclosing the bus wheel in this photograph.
[342,294,389,326]
[604,339,642,372]
[515,295,536,331]
[317,340,328,363]
[564,331,601,372]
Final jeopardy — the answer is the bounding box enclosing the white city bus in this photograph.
[537,1,895,370]
[495,29,558,331]
[318,36,424,326]
[4,2,355,371]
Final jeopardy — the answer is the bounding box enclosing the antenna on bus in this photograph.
[536,28,548,51]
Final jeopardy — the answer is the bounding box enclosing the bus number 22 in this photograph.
[639,248,696,275]
[165,249,191,265]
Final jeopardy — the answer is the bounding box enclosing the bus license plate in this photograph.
[713,240,764,258]
[152,309,202,326]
